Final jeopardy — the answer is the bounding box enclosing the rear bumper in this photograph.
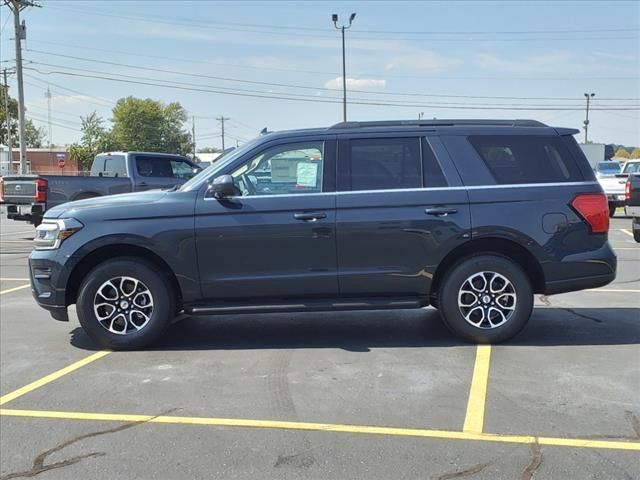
[543,242,616,295]
[6,203,45,222]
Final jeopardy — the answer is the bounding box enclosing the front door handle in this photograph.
[425,207,458,217]
[294,212,327,222]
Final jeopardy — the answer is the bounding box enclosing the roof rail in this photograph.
[328,119,548,129]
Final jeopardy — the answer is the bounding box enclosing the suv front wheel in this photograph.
[77,258,175,350]
[438,255,533,343]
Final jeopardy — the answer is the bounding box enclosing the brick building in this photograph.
[8,148,78,175]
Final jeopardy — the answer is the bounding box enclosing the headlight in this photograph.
[34,218,83,250]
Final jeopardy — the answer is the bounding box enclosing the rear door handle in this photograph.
[425,207,458,217]
[294,212,327,222]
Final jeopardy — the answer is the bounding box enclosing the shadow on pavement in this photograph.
[69,307,640,351]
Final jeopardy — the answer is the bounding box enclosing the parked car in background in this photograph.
[28,119,616,349]
[625,173,640,242]
[0,152,200,225]
[596,160,627,217]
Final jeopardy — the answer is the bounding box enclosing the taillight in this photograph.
[35,178,48,203]
[626,179,631,202]
[571,193,609,234]
[0,177,4,202]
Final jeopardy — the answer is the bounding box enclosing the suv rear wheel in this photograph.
[77,258,174,350]
[438,255,533,343]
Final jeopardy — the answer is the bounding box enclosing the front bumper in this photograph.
[29,250,72,321]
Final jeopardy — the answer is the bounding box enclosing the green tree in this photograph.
[615,147,631,159]
[1,85,44,148]
[110,96,191,154]
[630,148,640,159]
[68,112,113,171]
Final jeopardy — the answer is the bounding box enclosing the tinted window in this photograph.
[422,139,448,187]
[469,135,584,184]
[230,141,324,196]
[170,159,196,179]
[136,156,177,178]
[349,137,422,191]
[100,155,127,177]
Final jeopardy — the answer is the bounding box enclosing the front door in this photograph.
[195,138,338,301]
[336,134,471,298]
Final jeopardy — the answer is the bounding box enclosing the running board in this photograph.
[184,297,426,315]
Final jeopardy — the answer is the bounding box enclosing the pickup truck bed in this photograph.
[1,151,199,225]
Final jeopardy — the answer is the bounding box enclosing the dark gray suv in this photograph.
[29,120,616,349]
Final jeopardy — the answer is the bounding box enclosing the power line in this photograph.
[24,52,640,105]
[23,66,640,111]
[45,4,640,42]
[22,39,640,82]
[22,72,114,106]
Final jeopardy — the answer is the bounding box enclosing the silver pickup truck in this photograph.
[596,160,640,217]
[0,152,199,225]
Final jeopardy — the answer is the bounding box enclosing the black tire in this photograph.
[438,254,533,343]
[634,228,640,243]
[609,205,616,218]
[76,258,175,350]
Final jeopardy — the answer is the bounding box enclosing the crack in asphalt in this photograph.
[562,308,604,323]
[0,409,178,480]
[537,295,551,306]
[520,441,542,480]
[431,462,490,480]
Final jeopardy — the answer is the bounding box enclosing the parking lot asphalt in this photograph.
[1,213,638,479]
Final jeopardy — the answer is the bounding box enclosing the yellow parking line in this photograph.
[0,278,30,281]
[620,229,634,238]
[1,408,638,451]
[463,345,492,434]
[0,284,31,295]
[0,351,111,406]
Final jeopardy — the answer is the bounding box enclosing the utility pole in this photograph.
[2,69,13,172]
[332,12,356,123]
[192,115,196,159]
[6,0,40,174]
[583,92,595,143]
[45,85,52,169]
[217,116,229,151]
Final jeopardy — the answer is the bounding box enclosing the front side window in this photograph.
[229,141,324,196]
[348,137,422,191]
[136,156,174,178]
[171,159,196,179]
[469,135,584,184]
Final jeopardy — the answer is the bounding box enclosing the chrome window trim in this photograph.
[201,181,599,200]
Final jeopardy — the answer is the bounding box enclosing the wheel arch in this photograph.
[65,243,183,310]
[430,237,546,298]
[72,191,102,201]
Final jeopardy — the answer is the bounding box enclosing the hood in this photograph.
[45,190,168,219]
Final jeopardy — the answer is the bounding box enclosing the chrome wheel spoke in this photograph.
[94,276,154,335]
[458,270,517,330]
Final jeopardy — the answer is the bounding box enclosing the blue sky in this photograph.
[1,0,638,148]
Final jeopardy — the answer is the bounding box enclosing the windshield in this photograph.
[596,161,621,174]
[179,137,263,191]
[622,161,640,174]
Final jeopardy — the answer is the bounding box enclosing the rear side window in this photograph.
[348,137,422,191]
[469,135,584,184]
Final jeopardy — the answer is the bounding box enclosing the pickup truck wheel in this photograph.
[609,205,616,217]
[634,227,640,243]
[76,258,174,350]
[438,255,533,344]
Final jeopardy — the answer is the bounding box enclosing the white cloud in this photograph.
[324,77,386,90]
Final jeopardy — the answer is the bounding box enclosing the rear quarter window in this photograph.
[468,135,584,184]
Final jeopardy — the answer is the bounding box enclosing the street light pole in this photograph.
[583,92,595,143]
[332,13,356,123]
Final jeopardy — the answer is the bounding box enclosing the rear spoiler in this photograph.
[554,127,580,136]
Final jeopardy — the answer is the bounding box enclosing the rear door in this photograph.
[335,133,471,298]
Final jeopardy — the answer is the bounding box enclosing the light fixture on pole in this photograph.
[332,12,356,122]
[583,92,595,143]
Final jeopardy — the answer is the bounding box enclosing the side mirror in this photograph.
[209,174,236,199]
